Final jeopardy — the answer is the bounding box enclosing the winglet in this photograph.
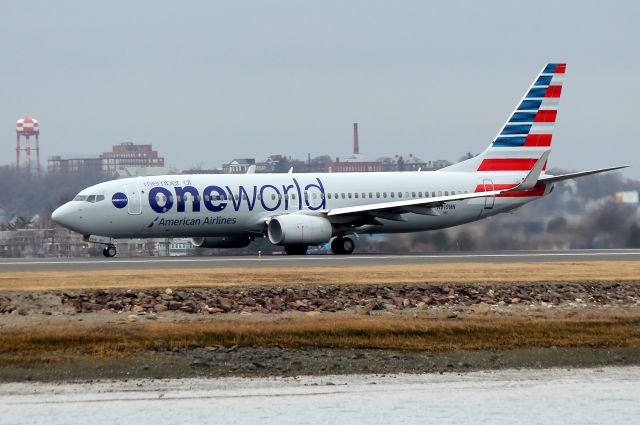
[509,151,550,192]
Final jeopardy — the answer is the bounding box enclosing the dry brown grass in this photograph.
[1,261,640,291]
[2,314,639,363]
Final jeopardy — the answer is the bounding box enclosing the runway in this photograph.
[1,249,640,272]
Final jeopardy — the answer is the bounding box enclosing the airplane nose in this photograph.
[51,206,62,223]
[51,203,73,229]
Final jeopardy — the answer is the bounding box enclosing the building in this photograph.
[326,160,384,172]
[47,142,165,176]
[101,142,164,175]
[47,155,103,174]
[222,158,256,174]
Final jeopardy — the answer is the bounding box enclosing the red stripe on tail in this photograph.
[474,183,547,197]
[534,110,557,122]
[544,85,562,97]
[477,158,538,171]
[524,134,552,146]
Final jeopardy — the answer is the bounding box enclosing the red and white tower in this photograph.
[16,117,40,175]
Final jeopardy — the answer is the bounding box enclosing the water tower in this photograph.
[16,117,40,175]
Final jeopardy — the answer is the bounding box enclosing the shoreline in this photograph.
[2,345,640,383]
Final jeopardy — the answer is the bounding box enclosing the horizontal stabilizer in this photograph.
[539,165,629,184]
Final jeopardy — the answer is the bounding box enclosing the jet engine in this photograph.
[267,214,333,245]
[191,236,252,249]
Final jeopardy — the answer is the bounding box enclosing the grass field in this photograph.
[1,261,640,291]
[1,312,639,364]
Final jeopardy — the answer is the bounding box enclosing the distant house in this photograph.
[222,158,256,174]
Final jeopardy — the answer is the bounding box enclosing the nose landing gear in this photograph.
[102,245,117,258]
[331,237,355,255]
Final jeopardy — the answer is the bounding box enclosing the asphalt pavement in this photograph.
[1,249,639,272]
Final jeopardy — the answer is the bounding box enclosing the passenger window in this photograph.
[348,193,352,199]
[291,194,296,200]
[354,193,359,199]
[418,192,422,197]
[257,195,262,201]
[369,192,373,198]
[271,194,276,201]
[242,194,247,200]
[383,192,387,198]
[328,193,332,199]
[432,192,436,197]
[334,193,338,199]
[412,192,416,198]
[376,192,380,198]
[405,192,409,198]
[312,193,317,199]
[341,193,345,199]
[438,191,442,197]
[444,191,449,196]
[390,192,394,198]
[204,195,210,201]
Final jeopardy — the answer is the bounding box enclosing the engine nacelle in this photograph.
[267,214,333,245]
[191,236,252,249]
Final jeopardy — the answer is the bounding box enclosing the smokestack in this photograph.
[353,123,359,155]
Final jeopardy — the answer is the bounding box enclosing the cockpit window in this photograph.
[73,194,105,203]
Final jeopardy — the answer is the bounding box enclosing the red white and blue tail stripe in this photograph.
[440,63,565,174]
[479,63,565,172]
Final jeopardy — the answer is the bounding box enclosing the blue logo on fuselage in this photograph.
[146,177,326,214]
[112,192,128,209]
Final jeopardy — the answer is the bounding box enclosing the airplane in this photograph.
[52,63,627,257]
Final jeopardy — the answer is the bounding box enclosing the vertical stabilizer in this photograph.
[441,63,565,173]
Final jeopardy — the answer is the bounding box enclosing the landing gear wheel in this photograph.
[284,245,308,255]
[103,245,117,258]
[331,237,355,255]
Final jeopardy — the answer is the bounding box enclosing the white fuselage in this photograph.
[51,170,550,240]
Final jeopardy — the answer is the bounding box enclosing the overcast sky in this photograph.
[1,0,638,177]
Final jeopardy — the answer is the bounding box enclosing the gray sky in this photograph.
[1,0,638,177]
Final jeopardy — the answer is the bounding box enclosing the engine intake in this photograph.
[191,236,252,249]
[267,214,332,245]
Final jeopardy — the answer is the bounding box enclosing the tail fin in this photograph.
[441,63,566,173]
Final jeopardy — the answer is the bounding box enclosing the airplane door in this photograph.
[124,183,142,215]
[483,179,495,209]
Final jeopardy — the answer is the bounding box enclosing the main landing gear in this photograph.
[102,245,117,258]
[331,236,355,255]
